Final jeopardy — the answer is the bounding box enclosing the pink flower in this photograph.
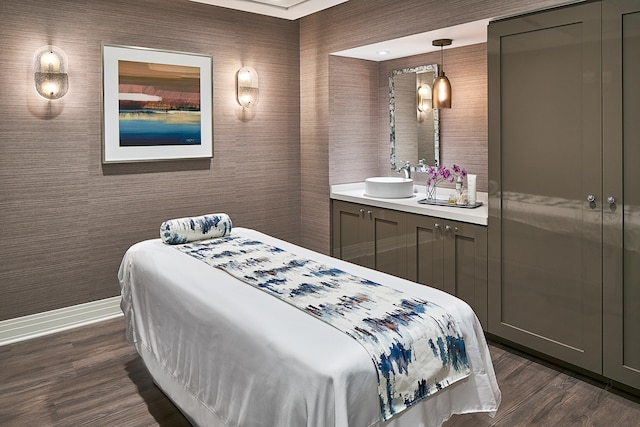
[452,164,467,178]
[425,164,466,185]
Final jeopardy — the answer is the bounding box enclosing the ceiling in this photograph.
[188,0,490,61]
[331,19,491,61]
[188,0,350,20]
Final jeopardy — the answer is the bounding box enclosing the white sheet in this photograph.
[119,228,500,427]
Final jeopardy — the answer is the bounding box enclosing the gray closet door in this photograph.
[488,2,603,372]
[602,0,640,390]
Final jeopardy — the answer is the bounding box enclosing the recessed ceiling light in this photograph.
[377,51,389,55]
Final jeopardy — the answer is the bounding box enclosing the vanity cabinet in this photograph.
[331,200,407,278]
[331,200,487,326]
[488,0,640,391]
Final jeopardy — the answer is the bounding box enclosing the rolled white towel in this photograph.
[160,213,232,244]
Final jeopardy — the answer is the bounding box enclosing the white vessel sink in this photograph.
[364,177,414,198]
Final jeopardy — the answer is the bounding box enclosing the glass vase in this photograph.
[426,181,437,200]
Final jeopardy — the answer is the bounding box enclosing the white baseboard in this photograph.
[0,296,123,347]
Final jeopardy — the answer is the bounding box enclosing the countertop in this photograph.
[330,182,488,226]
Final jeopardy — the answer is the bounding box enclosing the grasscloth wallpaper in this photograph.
[0,0,300,320]
[377,44,490,191]
[2,0,572,321]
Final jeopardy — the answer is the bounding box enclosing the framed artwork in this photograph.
[102,45,213,163]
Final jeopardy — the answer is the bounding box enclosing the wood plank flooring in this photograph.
[1,317,638,426]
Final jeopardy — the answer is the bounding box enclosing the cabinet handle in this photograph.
[359,208,365,217]
[443,225,459,235]
[367,210,373,219]
[586,194,596,203]
[607,196,616,204]
[435,223,441,230]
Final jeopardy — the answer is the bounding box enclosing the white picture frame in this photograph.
[102,45,213,163]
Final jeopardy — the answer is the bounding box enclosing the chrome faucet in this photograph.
[398,161,411,179]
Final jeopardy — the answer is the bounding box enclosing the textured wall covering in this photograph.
[1,0,577,321]
[329,56,380,185]
[329,44,488,193]
[300,0,573,254]
[0,0,300,320]
[378,44,489,192]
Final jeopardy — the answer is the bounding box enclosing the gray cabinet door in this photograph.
[602,0,640,390]
[406,215,446,291]
[443,221,488,328]
[369,207,407,278]
[488,2,603,373]
[332,201,369,267]
[407,215,488,327]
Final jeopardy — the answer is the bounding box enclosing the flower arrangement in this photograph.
[424,164,467,201]
[425,164,467,186]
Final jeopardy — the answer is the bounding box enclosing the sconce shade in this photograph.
[34,45,68,100]
[417,84,432,112]
[236,66,259,108]
[431,38,452,109]
[432,72,451,109]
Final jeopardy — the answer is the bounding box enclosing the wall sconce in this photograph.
[432,39,452,109]
[34,45,69,100]
[417,84,432,112]
[236,66,259,108]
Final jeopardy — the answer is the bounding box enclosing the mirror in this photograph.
[390,64,440,170]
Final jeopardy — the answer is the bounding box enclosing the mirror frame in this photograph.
[389,64,440,170]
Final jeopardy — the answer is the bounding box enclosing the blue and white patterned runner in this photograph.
[174,236,471,420]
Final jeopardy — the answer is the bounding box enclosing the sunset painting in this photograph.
[118,61,201,147]
[102,45,212,163]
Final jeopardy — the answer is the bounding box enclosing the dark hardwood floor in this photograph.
[1,317,638,426]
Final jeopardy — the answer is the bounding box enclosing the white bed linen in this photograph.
[119,228,500,427]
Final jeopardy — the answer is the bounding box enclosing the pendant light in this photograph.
[432,39,452,109]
